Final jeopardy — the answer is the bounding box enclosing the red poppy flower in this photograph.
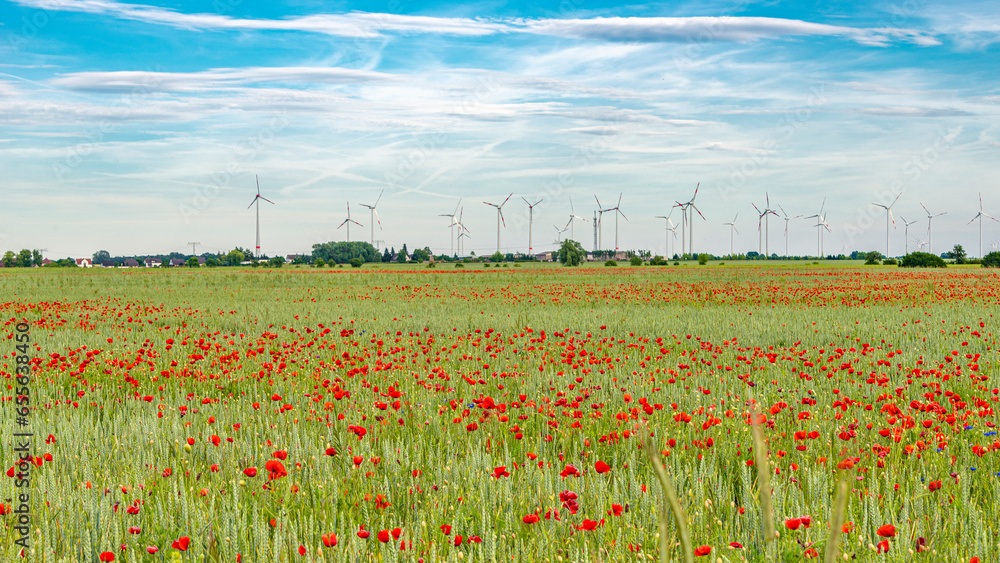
[171,536,190,551]
[595,460,611,474]
[492,466,510,479]
[523,514,539,524]
[352,456,364,466]
[440,524,452,535]
[929,480,942,491]
[322,533,337,547]
[877,524,896,538]
[729,542,744,549]
[243,467,257,478]
[785,518,801,530]
[453,535,464,546]
[378,530,390,543]
[694,545,712,556]
[357,526,370,539]
[607,504,623,516]
[391,528,402,540]
[298,545,306,556]
[146,547,158,554]
[99,553,115,562]
[559,464,579,478]
[877,540,890,553]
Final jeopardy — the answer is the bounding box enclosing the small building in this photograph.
[197,257,206,266]
[535,252,553,262]
[101,260,115,268]
[144,257,163,268]
[169,258,186,267]
[41,259,52,266]
[122,259,140,268]
[76,258,93,268]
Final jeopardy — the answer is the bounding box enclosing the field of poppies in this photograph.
[1,264,999,562]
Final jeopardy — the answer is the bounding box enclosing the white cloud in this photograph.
[49,66,400,92]
[13,0,942,47]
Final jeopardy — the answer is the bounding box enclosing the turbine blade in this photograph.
[374,189,384,208]
[374,209,382,229]
[500,193,512,208]
[499,209,506,227]
[247,197,257,210]
[920,202,931,216]
[260,196,275,205]
[256,175,260,195]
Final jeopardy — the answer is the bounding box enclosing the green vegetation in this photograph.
[899,252,947,268]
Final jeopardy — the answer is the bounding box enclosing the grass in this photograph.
[0,265,998,562]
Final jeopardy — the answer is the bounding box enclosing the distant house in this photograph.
[535,252,553,262]
[144,257,162,268]
[286,254,304,263]
[76,258,93,268]
[122,259,140,268]
[197,257,206,266]
[101,260,115,268]
[169,258,186,267]
[41,259,52,266]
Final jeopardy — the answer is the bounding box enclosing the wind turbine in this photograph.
[455,207,470,256]
[483,193,512,254]
[871,193,901,258]
[752,202,776,257]
[594,195,609,253]
[805,197,827,258]
[566,197,588,241]
[761,193,779,258]
[654,210,677,258]
[554,221,570,243]
[337,202,362,242]
[682,183,705,257]
[778,205,801,258]
[900,216,918,255]
[359,189,384,249]
[672,199,688,258]
[968,193,999,258]
[439,198,462,257]
[247,175,275,260]
[522,197,543,255]
[722,213,739,256]
[606,193,627,254]
[919,203,946,255]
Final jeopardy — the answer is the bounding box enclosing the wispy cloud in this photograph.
[523,17,940,46]
[859,106,974,117]
[48,66,401,93]
[12,0,943,47]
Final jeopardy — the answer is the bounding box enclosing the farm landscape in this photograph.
[3,263,999,562]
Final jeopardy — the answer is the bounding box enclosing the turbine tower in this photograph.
[900,216,918,255]
[752,201,776,257]
[722,213,739,256]
[919,203,946,255]
[871,193,901,258]
[522,197,543,255]
[761,193,778,258]
[359,190,384,249]
[439,198,462,256]
[247,175,275,260]
[455,207,470,256]
[672,199,688,259]
[337,202,362,242]
[777,205,801,258]
[969,193,999,258]
[483,193,512,254]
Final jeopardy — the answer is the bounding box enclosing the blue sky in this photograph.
[2,0,998,259]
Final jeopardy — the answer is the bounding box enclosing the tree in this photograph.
[224,249,245,266]
[2,251,15,268]
[268,256,285,268]
[899,252,947,268]
[312,242,380,264]
[411,248,430,263]
[349,257,364,268]
[31,250,42,267]
[982,252,1000,268]
[93,250,111,264]
[490,251,504,263]
[698,253,710,265]
[205,257,219,267]
[186,257,199,267]
[397,244,408,263]
[557,239,586,267]
[382,248,392,263]
[952,244,967,264]
[864,251,883,265]
[629,256,643,266]
[17,249,32,267]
